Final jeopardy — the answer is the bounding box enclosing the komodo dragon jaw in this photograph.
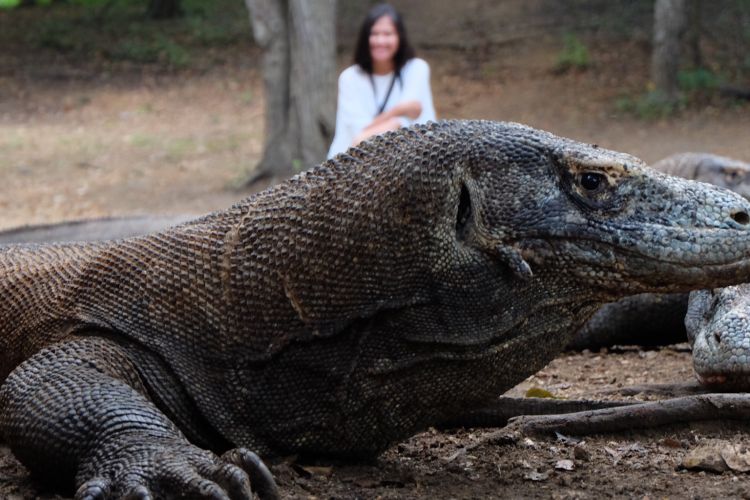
[686,285,750,390]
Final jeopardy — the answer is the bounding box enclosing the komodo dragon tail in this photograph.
[0,242,105,380]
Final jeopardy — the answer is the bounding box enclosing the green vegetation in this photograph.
[525,387,556,399]
[556,33,590,72]
[5,0,251,69]
[615,91,684,120]
[678,67,720,92]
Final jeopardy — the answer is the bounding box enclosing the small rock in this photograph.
[573,445,590,461]
[524,470,550,481]
[523,437,537,448]
[555,459,575,471]
[680,443,730,473]
[658,437,682,449]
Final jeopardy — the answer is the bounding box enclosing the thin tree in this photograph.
[244,0,337,185]
[651,0,687,104]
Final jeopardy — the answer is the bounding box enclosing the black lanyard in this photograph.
[369,73,399,116]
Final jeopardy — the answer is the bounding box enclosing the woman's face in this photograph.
[369,15,399,66]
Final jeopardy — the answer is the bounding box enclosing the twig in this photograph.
[596,381,709,398]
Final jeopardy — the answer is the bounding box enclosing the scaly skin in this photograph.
[570,152,750,349]
[686,285,750,390]
[3,121,750,499]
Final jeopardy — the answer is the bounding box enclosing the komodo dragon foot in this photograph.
[0,338,278,500]
[75,445,277,500]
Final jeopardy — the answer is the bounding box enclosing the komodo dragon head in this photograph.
[653,152,750,200]
[686,285,750,390]
[442,123,750,300]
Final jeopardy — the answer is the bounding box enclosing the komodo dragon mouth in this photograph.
[694,372,750,391]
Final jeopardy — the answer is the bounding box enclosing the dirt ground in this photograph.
[2,6,750,498]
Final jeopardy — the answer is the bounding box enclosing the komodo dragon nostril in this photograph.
[731,211,750,225]
[713,330,723,344]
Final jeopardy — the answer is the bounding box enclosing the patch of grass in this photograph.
[240,90,254,105]
[678,67,720,92]
[556,33,590,72]
[0,134,26,155]
[108,36,190,67]
[23,0,250,68]
[129,133,158,148]
[166,137,196,160]
[56,135,106,158]
[615,91,684,120]
[206,133,244,154]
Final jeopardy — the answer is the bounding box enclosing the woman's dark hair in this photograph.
[353,3,416,74]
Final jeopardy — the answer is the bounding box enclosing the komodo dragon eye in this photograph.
[724,169,743,186]
[579,172,605,191]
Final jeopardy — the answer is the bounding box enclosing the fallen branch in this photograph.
[500,393,750,438]
[440,396,636,429]
[596,381,709,398]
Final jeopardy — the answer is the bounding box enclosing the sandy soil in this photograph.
[2,15,750,499]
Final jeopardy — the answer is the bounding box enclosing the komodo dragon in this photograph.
[0,214,194,244]
[570,152,750,349]
[3,120,750,499]
[686,284,750,390]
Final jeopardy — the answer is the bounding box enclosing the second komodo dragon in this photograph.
[571,152,750,349]
[3,120,750,499]
[686,284,750,390]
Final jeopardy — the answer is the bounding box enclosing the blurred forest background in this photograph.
[0,0,749,229]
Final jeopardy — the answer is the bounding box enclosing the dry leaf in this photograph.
[524,470,549,481]
[721,444,750,473]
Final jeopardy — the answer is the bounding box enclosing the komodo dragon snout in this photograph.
[686,285,750,389]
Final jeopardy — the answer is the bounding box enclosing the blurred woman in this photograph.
[327,3,436,158]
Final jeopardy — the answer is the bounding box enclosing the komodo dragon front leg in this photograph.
[0,337,278,499]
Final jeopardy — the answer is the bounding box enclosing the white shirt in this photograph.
[327,58,436,159]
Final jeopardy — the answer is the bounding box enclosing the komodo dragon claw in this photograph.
[74,444,278,499]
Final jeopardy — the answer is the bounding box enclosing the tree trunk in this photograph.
[685,0,702,68]
[651,0,687,103]
[244,0,336,185]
